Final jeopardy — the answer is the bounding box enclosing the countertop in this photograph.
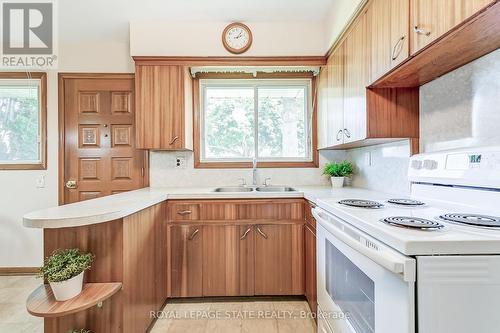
[24,186,380,229]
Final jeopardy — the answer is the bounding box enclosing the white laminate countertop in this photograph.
[25,185,378,229]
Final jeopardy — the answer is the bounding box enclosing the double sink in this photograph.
[213,186,297,193]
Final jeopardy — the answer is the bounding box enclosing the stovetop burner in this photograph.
[381,216,444,230]
[387,198,425,206]
[439,213,500,228]
[338,199,384,209]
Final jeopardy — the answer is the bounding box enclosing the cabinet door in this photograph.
[254,224,304,295]
[410,0,492,54]
[327,43,345,147]
[135,65,189,149]
[202,225,254,296]
[305,225,317,316]
[368,0,410,83]
[317,64,329,149]
[343,12,368,144]
[169,225,203,297]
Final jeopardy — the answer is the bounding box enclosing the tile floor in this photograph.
[0,275,317,333]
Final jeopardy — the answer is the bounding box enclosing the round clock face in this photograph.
[223,23,252,54]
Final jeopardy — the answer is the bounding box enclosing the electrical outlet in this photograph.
[175,156,186,169]
[36,175,45,188]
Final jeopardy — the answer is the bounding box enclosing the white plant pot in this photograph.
[49,271,84,301]
[330,176,345,188]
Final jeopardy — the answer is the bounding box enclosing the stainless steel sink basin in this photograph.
[255,186,297,192]
[213,187,254,192]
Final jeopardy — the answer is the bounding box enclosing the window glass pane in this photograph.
[258,87,306,159]
[0,85,40,163]
[204,87,255,159]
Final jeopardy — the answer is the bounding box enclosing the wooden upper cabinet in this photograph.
[368,0,410,83]
[327,43,345,147]
[317,62,329,149]
[410,0,493,54]
[343,12,369,144]
[135,65,193,150]
[254,224,304,296]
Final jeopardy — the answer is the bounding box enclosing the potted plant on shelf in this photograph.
[38,248,95,301]
[323,161,354,188]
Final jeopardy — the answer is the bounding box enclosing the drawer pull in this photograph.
[414,25,431,36]
[177,210,192,216]
[240,227,252,240]
[188,229,200,240]
[169,136,179,145]
[256,226,268,239]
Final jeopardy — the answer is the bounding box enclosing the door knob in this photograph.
[65,180,77,189]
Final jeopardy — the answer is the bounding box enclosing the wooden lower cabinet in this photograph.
[202,225,254,296]
[254,224,304,295]
[169,225,203,297]
[305,224,317,316]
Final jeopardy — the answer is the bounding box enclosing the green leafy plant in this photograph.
[323,161,354,178]
[68,330,91,333]
[38,249,94,283]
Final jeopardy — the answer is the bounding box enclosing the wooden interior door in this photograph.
[202,225,254,296]
[254,224,304,295]
[62,75,148,204]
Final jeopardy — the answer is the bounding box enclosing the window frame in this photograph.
[194,75,318,169]
[0,72,47,170]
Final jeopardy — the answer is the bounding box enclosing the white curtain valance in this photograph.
[190,66,320,78]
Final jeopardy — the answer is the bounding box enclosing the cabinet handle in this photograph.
[391,36,406,61]
[188,228,200,240]
[240,227,252,240]
[177,210,192,216]
[169,136,179,145]
[256,226,268,239]
[413,26,431,36]
[336,129,343,142]
[343,128,351,138]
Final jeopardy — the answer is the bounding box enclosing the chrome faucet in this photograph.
[252,158,258,186]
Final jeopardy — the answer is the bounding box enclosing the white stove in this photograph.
[315,146,500,333]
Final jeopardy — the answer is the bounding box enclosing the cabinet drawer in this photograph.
[168,203,200,221]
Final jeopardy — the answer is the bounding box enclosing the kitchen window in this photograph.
[196,78,316,168]
[0,73,47,170]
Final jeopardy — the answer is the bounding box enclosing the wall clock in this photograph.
[222,22,253,54]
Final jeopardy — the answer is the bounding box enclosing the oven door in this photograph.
[313,207,416,333]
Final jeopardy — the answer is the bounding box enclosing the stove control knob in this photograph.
[411,160,423,169]
[423,159,438,170]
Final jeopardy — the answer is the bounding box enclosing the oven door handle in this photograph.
[312,208,416,282]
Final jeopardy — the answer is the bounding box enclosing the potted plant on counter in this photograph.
[323,161,354,188]
[39,248,95,301]
[68,330,91,333]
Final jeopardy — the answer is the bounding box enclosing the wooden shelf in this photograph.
[26,282,122,318]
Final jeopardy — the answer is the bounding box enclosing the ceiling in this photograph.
[59,0,334,42]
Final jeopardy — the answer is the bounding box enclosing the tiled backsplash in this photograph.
[420,48,500,152]
[150,150,346,188]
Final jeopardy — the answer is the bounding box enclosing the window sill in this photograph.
[0,162,46,170]
[194,161,318,169]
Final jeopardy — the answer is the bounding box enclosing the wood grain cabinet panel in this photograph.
[169,225,203,297]
[135,65,193,150]
[254,224,304,295]
[410,0,493,54]
[202,225,254,296]
[368,0,410,83]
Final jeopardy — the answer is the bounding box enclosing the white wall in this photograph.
[0,41,133,268]
[130,21,326,56]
